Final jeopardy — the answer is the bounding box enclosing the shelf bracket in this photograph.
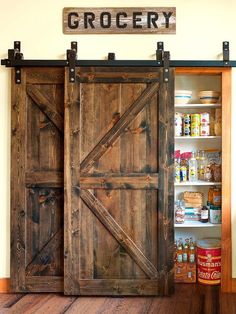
[163,51,170,83]
[67,41,77,83]
[223,41,230,65]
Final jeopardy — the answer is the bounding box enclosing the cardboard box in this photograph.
[174,262,196,283]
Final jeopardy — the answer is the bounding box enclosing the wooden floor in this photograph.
[0,284,235,314]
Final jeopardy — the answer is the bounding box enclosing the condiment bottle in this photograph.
[176,239,183,263]
[189,152,198,182]
[183,238,189,263]
[198,150,207,181]
[188,238,195,263]
[201,206,209,223]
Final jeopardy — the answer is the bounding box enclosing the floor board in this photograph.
[0,284,235,314]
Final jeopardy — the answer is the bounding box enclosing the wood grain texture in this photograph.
[80,82,159,173]
[79,173,158,189]
[64,67,173,295]
[157,68,175,295]
[63,7,176,34]
[11,68,64,292]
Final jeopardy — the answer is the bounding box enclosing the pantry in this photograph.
[1,43,234,295]
[174,68,231,291]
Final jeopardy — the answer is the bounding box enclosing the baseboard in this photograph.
[0,278,10,293]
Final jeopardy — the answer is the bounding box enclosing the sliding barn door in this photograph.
[64,67,174,295]
[11,68,64,292]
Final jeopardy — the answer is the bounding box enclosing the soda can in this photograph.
[175,112,182,136]
[191,123,200,136]
[200,112,210,124]
[191,113,200,124]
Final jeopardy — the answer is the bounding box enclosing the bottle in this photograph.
[175,158,181,183]
[201,206,209,223]
[188,238,195,263]
[183,238,189,263]
[189,152,198,182]
[176,238,183,263]
[198,150,207,181]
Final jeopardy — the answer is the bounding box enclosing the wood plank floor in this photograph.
[0,284,235,314]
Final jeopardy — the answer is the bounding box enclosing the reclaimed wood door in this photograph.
[64,67,174,295]
[11,68,64,292]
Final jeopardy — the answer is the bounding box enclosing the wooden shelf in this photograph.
[175,136,221,139]
[175,181,221,186]
[175,103,221,109]
[175,221,221,228]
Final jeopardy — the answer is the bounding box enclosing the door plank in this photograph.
[26,85,63,133]
[79,189,158,279]
[79,173,158,189]
[25,171,63,187]
[80,82,159,173]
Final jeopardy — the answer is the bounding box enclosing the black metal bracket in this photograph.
[108,53,116,60]
[163,51,170,83]
[6,41,24,84]
[223,41,230,65]
[67,42,77,83]
[156,42,164,64]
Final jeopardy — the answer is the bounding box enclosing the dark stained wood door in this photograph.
[11,68,64,292]
[64,67,174,296]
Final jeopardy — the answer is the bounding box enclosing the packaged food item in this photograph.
[191,114,200,136]
[175,200,185,224]
[200,112,210,123]
[175,112,183,136]
[200,123,210,136]
[183,114,191,136]
[183,191,203,208]
[198,150,207,180]
[211,164,222,182]
[214,109,222,136]
[175,158,181,183]
[209,205,222,224]
[189,152,198,181]
[212,188,221,206]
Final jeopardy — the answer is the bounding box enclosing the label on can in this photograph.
[184,124,191,136]
[184,114,191,124]
[200,123,210,136]
[191,123,200,136]
[201,112,210,123]
[197,238,221,285]
[210,207,222,224]
[175,113,182,136]
[191,114,200,124]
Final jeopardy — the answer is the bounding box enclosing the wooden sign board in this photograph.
[63,7,176,34]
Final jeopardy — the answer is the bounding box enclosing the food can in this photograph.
[184,124,191,136]
[183,114,191,124]
[200,123,210,136]
[197,238,221,285]
[209,206,222,224]
[175,112,182,136]
[191,113,200,124]
[200,112,210,124]
[191,123,200,136]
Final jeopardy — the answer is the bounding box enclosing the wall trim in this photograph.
[0,278,10,293]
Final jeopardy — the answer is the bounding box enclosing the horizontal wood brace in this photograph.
[25,171,63,187]
[79,173,158,189]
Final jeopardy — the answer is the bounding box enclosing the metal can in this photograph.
[197,238,221,285]
[175,112,182,136]
[209,205,222,224]
[184,124,191,136]
[183,114,191,124]
[200,112,210,124]
[191,113,201,124]
[191,123,200,136]
[200,123,210,136]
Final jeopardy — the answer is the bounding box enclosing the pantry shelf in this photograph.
[175,103,222,109]
[175,221,221,228]
[175,136,221,140]
[175,181,221,186]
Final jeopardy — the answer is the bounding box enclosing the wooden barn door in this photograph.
[11,68,64,292]
[64,67,174,295]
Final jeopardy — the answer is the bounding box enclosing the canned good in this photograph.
[184,124,191,136]
[191,123,200,136]
[200,123,210,136]
[197,238,221,285]
[209,205,222,224]
[175,112,182,136]
[191,113,200,124]
[183,114,191,124]
[200,112,210,124]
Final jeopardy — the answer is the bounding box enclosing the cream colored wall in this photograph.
[0,0,235,278]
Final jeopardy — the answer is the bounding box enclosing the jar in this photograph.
[212,188,221,206]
